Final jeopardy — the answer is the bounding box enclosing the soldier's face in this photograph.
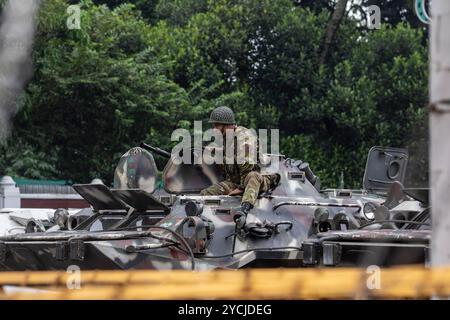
[213,123,234,137]
[213,123,225,136]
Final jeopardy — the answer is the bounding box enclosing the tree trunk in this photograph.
[319,0,349,65]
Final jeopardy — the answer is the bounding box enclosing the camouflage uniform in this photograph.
[200,126,278,206]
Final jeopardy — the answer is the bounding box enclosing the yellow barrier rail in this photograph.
[0,265,448,300]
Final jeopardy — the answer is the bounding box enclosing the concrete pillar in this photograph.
[0,176,20,208]
[431,1,450,266]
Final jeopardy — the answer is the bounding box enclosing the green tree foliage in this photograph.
[1,0,194,182]
[92,0,160,22]
[0,0,428,188]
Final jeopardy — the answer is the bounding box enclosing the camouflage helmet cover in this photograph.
[208,106,236,125]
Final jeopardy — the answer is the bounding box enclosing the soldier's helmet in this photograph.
[208,106,236,125]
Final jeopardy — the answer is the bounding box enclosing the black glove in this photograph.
[233,202,253,229]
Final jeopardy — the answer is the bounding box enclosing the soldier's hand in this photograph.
[234,213,246,229]
[228,188,244,196]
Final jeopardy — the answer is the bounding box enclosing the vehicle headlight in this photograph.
[363,202,378,220]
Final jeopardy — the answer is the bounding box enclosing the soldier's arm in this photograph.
[235,127,259,188]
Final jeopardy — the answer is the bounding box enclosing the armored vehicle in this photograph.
[0,144,430,270]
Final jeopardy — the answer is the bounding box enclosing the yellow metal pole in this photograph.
[1,266,450,300]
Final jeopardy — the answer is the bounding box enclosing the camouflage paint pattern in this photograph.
[114,147,157,193]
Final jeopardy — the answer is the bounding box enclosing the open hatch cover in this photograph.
[73,184,169,213]
[73,184,126,211]
[111,189,170,214]
[363,146,409,191]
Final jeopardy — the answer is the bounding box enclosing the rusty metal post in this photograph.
[431,1,450,266]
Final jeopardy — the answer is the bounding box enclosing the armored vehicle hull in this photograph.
[0,146,430,270]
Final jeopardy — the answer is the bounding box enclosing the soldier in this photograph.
[200,106,279,228]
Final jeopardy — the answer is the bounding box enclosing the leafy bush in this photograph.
[0,0,428,188]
